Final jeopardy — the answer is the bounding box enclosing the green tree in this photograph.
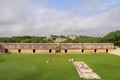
[101,30,120,46]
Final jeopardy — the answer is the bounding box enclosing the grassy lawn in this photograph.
[0,53,120,80]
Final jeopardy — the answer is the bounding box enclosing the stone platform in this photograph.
[73,61,101,80]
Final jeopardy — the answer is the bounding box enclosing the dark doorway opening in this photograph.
[65,49,67,53]
[33,49,35,53]
[94,49,97,53]
[82,49,84,53]
[5,49,8,53]
[49,49,52,53]
[106,49,108,53]
[18,49,21,53]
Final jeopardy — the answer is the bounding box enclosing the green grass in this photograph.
[0,54,120,80]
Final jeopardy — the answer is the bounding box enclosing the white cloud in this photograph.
[0,0,120,37]
[0,0,34,24]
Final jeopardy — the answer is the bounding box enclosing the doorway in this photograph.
[82,49,84,53]
[18,49,21,53]
[5,49,8,53]
[65,49,67,53]
[49,49,52,53]
[33,49,35,53]
[94,49,97,53]
[106,49,108,53]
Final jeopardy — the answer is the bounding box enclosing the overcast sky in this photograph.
[0,0,120,37]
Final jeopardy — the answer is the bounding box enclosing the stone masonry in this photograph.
[0,43,114,54]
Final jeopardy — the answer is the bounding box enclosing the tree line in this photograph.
[0,30,120,46]
[0,36,54,43]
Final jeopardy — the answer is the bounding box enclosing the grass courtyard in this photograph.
[0,54,120,80]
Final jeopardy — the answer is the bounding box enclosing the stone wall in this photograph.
[0,43,114,54]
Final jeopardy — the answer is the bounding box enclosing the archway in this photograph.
[56,46,61,53]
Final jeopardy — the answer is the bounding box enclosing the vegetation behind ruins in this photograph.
[0,54,120,80]
[0,30,120,46]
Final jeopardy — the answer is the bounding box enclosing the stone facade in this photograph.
[0,43,114,54]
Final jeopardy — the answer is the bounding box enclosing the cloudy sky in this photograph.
[0,0,120,37]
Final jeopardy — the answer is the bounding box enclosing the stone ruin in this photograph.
[0,43,114,54]
[73,61,101,80]
[46,59,52,63]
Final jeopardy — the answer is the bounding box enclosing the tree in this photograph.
[102,30,120,46]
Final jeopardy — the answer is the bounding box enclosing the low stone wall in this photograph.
[0,43,114,54]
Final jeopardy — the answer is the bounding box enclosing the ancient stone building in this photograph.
[46,35,58,40]
[55,38,67,43]
[68,35,77,40]
[0,43,114,54]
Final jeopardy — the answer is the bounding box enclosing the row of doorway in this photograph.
[4,49,67,53]
[4,49,109,53]
[49,49,109,53]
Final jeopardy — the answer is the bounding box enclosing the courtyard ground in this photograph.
[0,54,120,80]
